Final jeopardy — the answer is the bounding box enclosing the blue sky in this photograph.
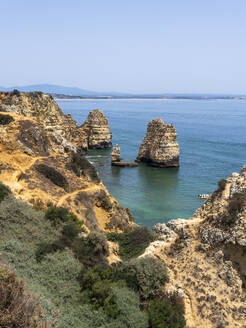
[1,0,246,93]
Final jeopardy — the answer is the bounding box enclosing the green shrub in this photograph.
[74,232,109,267]
[67,152,100,182]
[35,241,65,262]
[107,226,156,260]
[11,89,21,96]
[218,179,227,191]
[80,265,148,327]
[0,183,11,203]
[148,298,186,328]
[44,206,84,231]
[62,223,79,240]
[0,113,14,125]
[35,164,69,191]
[118,256,169,301]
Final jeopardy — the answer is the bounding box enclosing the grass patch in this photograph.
[107,226,156,260]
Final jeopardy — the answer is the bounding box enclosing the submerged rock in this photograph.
[81,109,112,149]
[136,118,180,167]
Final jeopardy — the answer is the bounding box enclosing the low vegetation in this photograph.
[107,226,156,260]
[0,194,186,328]
[218,178,227,191]
[148,299,186,328]
[35,164,69,191]
[0,113,14,125]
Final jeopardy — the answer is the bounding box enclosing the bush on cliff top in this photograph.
[107,226,156,260]
[0,183,11,203]
[0,113,14,125]
[218,178,227,191]
[117,256,169,301]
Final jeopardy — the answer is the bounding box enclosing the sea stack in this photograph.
[136,118,180,167]
[111,144,121,163]
[81,109,112,149]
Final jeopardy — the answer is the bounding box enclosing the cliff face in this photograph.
[144,167,246,328]
[136,118,180,167]
[81,109,112,149]
[0,92,134,232]
[0,91,88,154]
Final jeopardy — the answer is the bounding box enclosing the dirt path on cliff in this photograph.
[57,184,102,207]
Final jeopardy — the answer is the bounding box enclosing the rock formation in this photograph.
[142,166,246,328]
[111,144,138,167]
[81,109,112,149]
[136,118,180,167]
[0,91,88,154]
[0,91,135,232]
[111,144,121,163]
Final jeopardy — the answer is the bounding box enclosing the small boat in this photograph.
[197,194,209,199]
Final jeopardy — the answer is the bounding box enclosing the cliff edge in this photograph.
[0,91,134,232]
[143,167,246,327]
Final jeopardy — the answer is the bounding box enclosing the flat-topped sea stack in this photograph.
[111,144,138,167]
[136,118,180,167]
[81,109,112,149]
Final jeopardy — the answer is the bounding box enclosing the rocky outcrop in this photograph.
[111,144,121,163]
[81,109,112,149]
[136,118,180,167]
[0,91,88,154]
[0,92,135,232]
[142,166,246,328]
[111,144,138,167]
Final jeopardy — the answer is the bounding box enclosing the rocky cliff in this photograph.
[136,118,180,167]
[0,92,134,232]
[0,91,88,154]
[143,167,246,328]
[81,109,112,149]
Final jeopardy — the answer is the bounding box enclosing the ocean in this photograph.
[57,99,246,228]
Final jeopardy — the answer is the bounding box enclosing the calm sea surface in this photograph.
[57,99,246,228]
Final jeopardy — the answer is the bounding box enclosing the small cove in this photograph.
[58,99,246,228]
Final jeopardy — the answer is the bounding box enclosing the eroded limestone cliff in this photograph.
[136,118,180,167]
[0,92,134,232]
[143,167,246,328]
[0,91,88,154]
[81,109,112,149]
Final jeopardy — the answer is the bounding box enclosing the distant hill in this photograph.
[0,84,245,99]
[0,84,132,97]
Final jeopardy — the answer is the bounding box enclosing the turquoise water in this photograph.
[57,99,246,228]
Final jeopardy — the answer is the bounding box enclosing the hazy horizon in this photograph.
[1,1,246,94]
